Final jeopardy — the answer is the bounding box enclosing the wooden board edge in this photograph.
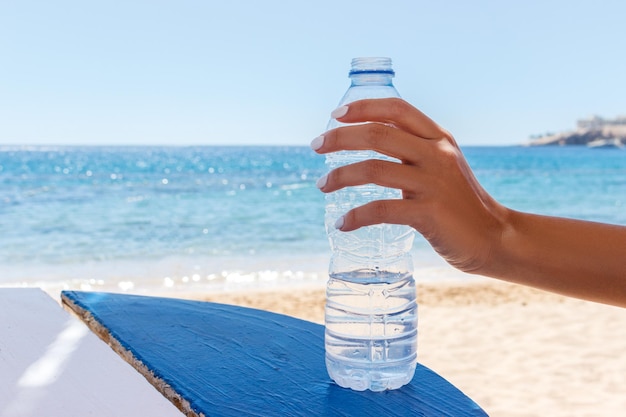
[60,292,203,417]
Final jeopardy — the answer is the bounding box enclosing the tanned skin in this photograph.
[312,98,626,308]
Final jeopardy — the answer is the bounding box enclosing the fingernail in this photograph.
[334,216,345,230]
[315,174,328,189]
[331,105,348,119]
[310,135,324,150]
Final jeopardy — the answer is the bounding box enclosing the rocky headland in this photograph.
[528,115,626,148]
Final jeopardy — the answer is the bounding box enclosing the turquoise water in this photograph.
[1,145,625,293]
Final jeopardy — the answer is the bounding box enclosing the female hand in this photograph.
[311,98,510,276]
[312,97,626,306]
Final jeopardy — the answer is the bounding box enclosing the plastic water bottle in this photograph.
[323,57,418,392]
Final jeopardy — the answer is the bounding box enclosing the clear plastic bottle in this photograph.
[324,57,418,392]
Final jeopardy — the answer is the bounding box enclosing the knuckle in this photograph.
[387,97,407,115]
[433,140,461,167]
[328,166,344,188]
[371,200,391,220]
[362,159,386,183]
[343,209,358,229]
[364,123,388,148]
[347,200,396,230]
[442,129,455,142]
[325,128,339,148]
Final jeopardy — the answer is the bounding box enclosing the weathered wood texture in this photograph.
[61,290,487,417]
[0,288,182,417]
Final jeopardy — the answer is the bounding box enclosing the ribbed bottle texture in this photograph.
[324,57,418,391]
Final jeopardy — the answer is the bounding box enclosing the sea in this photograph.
[1,145,626,295]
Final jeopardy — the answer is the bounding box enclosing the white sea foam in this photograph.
[0,244,478,300]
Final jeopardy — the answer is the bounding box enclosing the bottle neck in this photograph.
[349,72,394,87]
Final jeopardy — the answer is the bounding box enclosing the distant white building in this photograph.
[577,115,626,130]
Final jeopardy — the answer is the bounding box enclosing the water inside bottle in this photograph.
[325,270,418,391]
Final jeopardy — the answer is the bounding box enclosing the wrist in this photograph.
[478,206,522,280]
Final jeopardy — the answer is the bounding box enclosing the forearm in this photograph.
[487,209,626,307]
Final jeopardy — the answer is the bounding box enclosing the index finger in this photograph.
[333,98,452,142]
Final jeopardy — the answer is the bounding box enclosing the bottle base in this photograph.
[326,356,416,392]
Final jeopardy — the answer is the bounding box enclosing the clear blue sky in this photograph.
[1,0,625,146]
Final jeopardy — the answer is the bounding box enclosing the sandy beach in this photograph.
[192,280,626,417]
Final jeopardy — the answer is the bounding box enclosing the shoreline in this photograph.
[0,247,471,299]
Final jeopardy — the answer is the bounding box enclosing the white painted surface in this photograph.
[0,288,182,417]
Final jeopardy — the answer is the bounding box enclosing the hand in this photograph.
[312,98,510,275]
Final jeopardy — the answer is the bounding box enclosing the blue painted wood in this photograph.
[61,291,487,417]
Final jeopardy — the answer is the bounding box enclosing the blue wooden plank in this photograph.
[61,291,487,417]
